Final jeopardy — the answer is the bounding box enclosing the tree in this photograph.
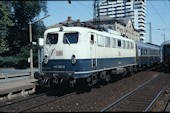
[0,2,13,54]
[3,1,48,67]
[7,1,48,55]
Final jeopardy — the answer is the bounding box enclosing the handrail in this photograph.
[0,73,30,83]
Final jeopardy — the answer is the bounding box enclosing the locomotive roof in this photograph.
[44,26,134,42]
[137,41,160,50]
[160,40,170,47]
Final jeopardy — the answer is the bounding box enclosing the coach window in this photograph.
[143,49,145,55]
[46,33,58,44]
[140,49,142,55]
[148,49,150,55]
[105,37,111,47]
[145,49,148,55]
[63,32,78,44]
[151,50,153,55]
[138,48,141,56]
[117,39,121,48]
[150,50,153,55]
[141,49,144,55]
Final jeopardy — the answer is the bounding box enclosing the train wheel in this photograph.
[75,78,91,93]
[164,66,168,73]
[105,74,111,82]
[133,65,138,73]
[122,68,128,78]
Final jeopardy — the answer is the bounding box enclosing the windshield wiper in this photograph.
[47,38,52,46]
[64,35,71,45]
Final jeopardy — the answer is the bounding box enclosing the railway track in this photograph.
[101,73,170,112]
[0,65,166,112]
[0,88,76,112]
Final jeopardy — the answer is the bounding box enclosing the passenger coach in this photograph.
[136,42,160,69]
[160,40,170,72]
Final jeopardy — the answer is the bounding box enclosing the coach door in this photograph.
[90,33,97,68]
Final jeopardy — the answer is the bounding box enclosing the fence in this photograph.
[0,73,30,83]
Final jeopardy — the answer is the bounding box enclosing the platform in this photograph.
[0,77,37,100]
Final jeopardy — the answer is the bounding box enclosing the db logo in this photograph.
[56,50,63,56]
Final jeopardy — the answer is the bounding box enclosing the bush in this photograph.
[0,46,38,68]
[0,56,19,67]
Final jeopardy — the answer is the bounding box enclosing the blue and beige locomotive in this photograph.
[34,26,138,87]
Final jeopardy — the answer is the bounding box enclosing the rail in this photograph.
[100,75,158,112]
[101,73,170,112]
[0,91,76,112]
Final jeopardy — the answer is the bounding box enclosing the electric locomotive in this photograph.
[34,26,137,88]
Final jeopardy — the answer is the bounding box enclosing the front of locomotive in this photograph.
[34,26,89,87]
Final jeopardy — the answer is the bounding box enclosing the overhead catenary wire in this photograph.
[71,2,92,21]
[76,1,93,12]
[149,1,169,28]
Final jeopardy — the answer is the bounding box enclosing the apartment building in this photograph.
[98,0,146,40]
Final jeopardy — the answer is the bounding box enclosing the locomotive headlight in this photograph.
[44,54,49,64]
[71,54,76,65]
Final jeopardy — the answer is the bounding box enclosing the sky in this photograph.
[40,0,170,46]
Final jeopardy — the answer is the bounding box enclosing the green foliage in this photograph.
[0,56,19,67]
[16,46,29,67]
[0,2,13,54]
[0,1,48,67]
[6,1,47,55]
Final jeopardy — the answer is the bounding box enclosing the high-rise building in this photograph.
[98,0,146,40]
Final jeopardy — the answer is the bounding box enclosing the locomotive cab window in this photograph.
[46,33,58,44]
[112,38,116,48]
[105,37,111,47]
[131,42,134,49]
[90,34,94,44]
[97,35,104,47]
[127,41,129,49]
[129,42,131,49]
[122,40,125,49]
[63,32,78,44]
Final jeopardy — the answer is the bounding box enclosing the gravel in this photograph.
[2,69,169,112]
[151,86,170,111]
